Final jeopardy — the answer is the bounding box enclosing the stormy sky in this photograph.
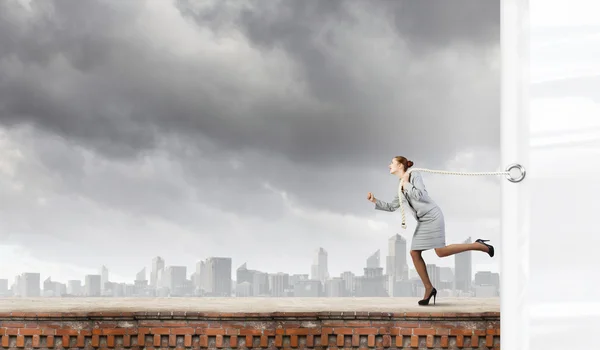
[0,0,501,284]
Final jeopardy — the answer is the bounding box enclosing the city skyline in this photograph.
[1,233,500,299]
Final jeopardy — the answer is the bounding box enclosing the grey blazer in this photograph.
[374,171,438,220]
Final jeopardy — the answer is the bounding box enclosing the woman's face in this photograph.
[389,158,402,174]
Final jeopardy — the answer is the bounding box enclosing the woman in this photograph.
[367,156,494,306]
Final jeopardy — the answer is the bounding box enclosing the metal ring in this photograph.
[505,163,526,183]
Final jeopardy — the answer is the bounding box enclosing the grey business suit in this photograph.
[374,171,446,251]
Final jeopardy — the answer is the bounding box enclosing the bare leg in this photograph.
[410,250,434,299]
[434,242,489,258]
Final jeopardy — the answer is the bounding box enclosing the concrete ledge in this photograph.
[0,298,500,349]
[0,297,499,314]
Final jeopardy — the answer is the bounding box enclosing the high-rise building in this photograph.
[426,264,441,288]
[387,234,408,279]
[202,257,232,297]
[325,278,345,297]
[85,275,101,296]
[455,237,473,292]
[19,273,40,297]
[151,256,165,288]
[387,234,408,296]
[67,280,82,296]
[366,250,380,269]
[340,271,355,296]
[269,273,288,297]
[136,268,146,283]
[0,279,8,296]
[163,266,187,296]
[310,248,329,284]
[100,266,109,292]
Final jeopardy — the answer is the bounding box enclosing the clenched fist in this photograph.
[367,192,376,203]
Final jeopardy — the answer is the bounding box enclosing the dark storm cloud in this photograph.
[0,0,501,218]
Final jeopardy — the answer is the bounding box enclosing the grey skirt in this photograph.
[411,206,446,251]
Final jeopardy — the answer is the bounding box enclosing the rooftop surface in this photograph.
[0,297,499,314]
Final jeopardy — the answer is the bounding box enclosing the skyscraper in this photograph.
[203,257,232,297]
[151,256,165,288]
[366,250,380,268]
[386,234,408,280]
[455,237,473,292]
[311,248,329,284]
[100,266,109,292]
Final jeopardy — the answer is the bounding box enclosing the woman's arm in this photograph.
[374,195,400,212]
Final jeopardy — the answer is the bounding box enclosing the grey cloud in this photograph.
[0,0,501,224]
[1,0,499,165]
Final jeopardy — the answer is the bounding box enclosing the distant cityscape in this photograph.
[0,235,499,299]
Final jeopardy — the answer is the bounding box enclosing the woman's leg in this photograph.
[434,242,489,258]
[410,250,434,299]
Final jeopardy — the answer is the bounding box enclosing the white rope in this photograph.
[397,164,525,229]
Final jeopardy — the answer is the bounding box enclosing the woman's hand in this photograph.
[367,192,376,203]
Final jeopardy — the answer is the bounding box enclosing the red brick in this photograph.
[367,334,375,347]
[16,335,25,347]
[245,335,253,348]
[19,328,41,335]
[456,335,464,347]
[426,335,434,348]
[413,328,435,336]
[216,335,224,348]
[150,327,170,335]
[395,335,403,347]
[107,335,115,348]
[46,335,55,348]
[259,335,268,348]
[450,328,473,336]
[153,334,161,346]
[284,328,310,336]
[290,335,298,347]
[32,334,41,348]
[61,334,69,347]
[306,334,314,347]
[336,334,344,347]
[184,334,192,347]
[486,334,494,347]
[440,335,449,348]
[92,335,100,347]
[103,328,127,335]
[199,335,208,347]
[230,335,238,348]
[56,329,78,336]
[352,334,360,347]
[355,328,378,335]
[1,335,9,347]
[410,335,419,347]
[239,328,262,336]
[382,334,391,347]
[332,327,353,335]
[77,335,85,347]
[471,335,479,348]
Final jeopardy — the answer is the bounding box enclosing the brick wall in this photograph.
[0,311,500,350]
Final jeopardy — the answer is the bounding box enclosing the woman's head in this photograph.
[389,156,414,174]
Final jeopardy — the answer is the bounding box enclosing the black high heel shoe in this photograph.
[418,287,437,306]
[476,239,494,257]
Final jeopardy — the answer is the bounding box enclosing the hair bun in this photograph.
[407,160,414,168]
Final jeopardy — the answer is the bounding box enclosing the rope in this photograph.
[397,164,525,229]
